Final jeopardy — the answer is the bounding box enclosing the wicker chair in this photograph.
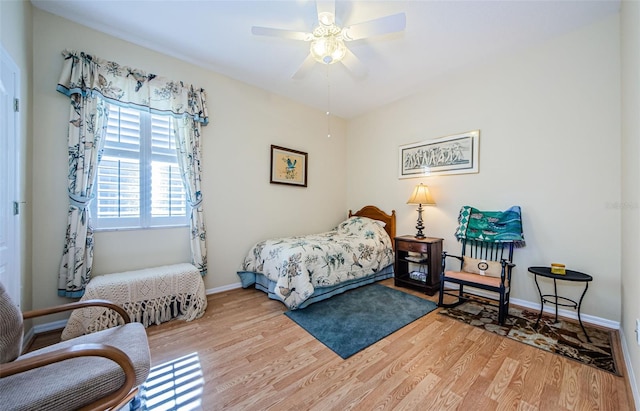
[0,282,150,411]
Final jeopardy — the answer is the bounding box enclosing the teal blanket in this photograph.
[455,206,525,246]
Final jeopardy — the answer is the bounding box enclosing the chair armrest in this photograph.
[23,300,131,323]
[0,343,136,411]
[497,259,516,282]
[499,259,516,269]
[442,252,463,262]
[442,252,463,275]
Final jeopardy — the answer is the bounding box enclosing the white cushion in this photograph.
[462,257,503,278]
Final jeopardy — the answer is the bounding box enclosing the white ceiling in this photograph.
[32,0,620,119]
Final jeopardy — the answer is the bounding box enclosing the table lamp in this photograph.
[406,183,436,238]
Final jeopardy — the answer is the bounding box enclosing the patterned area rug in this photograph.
[439,300,620,375]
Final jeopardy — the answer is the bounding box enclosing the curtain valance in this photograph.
[56,50,209,125]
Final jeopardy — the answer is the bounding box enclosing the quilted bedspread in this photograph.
[240,216,394,309]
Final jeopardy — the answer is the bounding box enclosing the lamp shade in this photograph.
[406,183,436,205]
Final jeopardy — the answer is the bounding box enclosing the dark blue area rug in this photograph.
[284,283,438,359]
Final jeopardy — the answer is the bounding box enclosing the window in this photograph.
[92,105,188,230]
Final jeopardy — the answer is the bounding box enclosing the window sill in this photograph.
[93,224,189,233]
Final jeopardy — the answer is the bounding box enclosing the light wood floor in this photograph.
[30,279,635,410]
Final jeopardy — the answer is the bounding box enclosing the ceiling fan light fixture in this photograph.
[251,8,406,77]
[308,12,346,65]
[310,36,346,64]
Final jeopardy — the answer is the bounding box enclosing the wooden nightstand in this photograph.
[394,236,443,296]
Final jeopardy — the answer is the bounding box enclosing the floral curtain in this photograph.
[57,50,209,297]
[174,115,207,275]
[57,95,109,297]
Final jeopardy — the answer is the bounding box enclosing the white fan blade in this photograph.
[316,0,336,22]
[251,26,311,41]
[340,49,368,79]
[342,13,406,41]
[292,54,317,80]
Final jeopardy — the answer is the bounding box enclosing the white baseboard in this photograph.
[25,280,637,410]
[24,283,621,332]
[443,284,640,408]
[205,282,242,295]
[32,319,68,333]
[443,282,620,329]
[22,327,34,352]
[22,319,68,352]
[22,285,242,344]
[510,296,620,330]
[619,328,640,410]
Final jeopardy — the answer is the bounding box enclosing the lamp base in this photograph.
[415,204,426,239]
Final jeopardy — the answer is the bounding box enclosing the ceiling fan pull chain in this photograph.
[326,66,331,138]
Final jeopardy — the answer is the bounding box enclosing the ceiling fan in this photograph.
[251,1,406,79]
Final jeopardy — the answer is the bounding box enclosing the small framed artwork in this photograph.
[399,130,480,179]
[270,145,308,187]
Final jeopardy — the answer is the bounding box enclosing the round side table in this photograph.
[527,266,593,342]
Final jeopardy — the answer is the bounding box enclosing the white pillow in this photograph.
[337,216,383,233]
[462,257,503,278]
[372,219,386,228]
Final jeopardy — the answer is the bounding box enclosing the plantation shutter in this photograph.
[94,106,187,229]
[150,115,187,220]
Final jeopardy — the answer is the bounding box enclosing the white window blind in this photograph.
[92,106,188,229]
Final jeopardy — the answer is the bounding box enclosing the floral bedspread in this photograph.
[240,216,394,309]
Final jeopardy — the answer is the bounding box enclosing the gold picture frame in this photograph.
[270,145,308,187]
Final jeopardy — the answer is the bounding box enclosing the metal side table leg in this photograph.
[577,282,591,343]
[534,274,543,328]
[553,278,559,323]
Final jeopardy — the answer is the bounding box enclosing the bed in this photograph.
[237,205,396,310]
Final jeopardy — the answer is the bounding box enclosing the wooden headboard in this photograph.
[348,205,397,250]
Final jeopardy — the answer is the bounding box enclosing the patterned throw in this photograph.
[455,205,525,246]
[439,301,619,375]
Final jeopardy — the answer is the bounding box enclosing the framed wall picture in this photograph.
[270,145,308,187]
[399,130,480,178]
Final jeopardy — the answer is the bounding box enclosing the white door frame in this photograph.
[1,46,22,307]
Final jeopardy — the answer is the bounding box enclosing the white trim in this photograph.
[619,328,640,410]
[22,280,637,410]
[443,282,620,329]
[21,284,245,344]
[23,283,623,332]
[33,319,68,334]
[22,319,69,352]
[510,297,620,330]
[1,46,22,308]
[206,282,242,295]
[22,327,34,352]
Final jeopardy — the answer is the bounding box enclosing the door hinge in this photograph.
[14,98,19,113]
[13,201,20,216]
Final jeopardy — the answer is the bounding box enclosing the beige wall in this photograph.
[6,1,640,402]
[621,0,640,400]
[1,0,33,311]
[347,16,622,322]
[31,8,348,313]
